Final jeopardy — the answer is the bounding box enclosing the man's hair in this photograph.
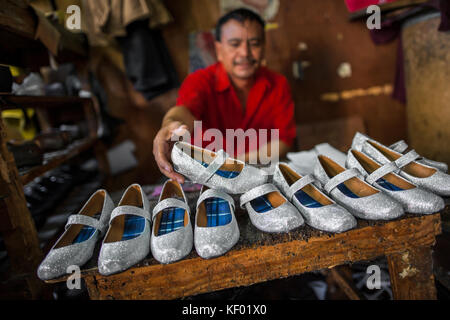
[215,8,266,42]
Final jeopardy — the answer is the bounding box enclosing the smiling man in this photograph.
[153,8,297,183]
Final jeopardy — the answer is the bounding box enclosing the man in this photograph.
[153,8,297,183]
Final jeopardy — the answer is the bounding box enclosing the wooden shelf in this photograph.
[0,0,87,68]
[20,137,98,185]
[0,94,92,110]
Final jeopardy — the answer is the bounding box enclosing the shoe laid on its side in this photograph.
[171,141,267,194]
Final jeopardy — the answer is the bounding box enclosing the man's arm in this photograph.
[153,106,196,183]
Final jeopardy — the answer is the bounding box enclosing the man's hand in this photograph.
[153,121,189,184]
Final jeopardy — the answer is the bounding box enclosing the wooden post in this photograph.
[387,246,437,300]
[0,117,45,298]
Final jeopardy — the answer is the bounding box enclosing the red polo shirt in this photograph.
[176,62,296,156]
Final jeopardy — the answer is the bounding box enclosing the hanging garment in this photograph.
[81,0,173,46]
[116,19,179,101]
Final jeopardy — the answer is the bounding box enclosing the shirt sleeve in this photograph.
[175,70,209,120]
[273,76,297,147]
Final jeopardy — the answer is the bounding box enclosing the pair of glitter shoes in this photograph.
[151,180,239,264]
[310,132,446,222]
[172,142,304,234]
[352,132,450,197]
[38,184,151,280]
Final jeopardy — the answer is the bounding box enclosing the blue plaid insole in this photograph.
[250,195,275,213]
[294,190,324,208]
[204,197,232,227]
[337,183,360,199]
[72,213,100,244]
[376,178,404,191]
[157,207,186,236]
[72,213,146,244]
[198,161,240,179]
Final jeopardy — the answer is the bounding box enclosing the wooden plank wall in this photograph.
[162,0,406,147]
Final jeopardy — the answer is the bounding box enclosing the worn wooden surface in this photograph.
[0,117,44,298]
[44,187,443,300]
[403,14,450,168]
[387,246,437,300]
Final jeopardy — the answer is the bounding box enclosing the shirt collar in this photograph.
[215,62,271,92]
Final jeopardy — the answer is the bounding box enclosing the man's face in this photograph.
[215,19,265,80]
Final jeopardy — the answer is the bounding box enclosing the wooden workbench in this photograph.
[45,188,444,300]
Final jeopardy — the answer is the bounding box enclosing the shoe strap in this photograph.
[394,149,420,169]
[366,162,398,185]
[196,149,229,184]
[196,189,235,211]
[110,205,151,224]
[287,174,316,202]
[240,183,279,209]
[152,198,190,221]
[324,168,360,194]
[65,214,107,236]
[390,140,409,153]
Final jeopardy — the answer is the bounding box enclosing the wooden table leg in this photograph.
[387,246,437,300]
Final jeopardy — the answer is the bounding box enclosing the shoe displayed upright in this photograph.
[171,141,268,194]
[151,180,193,264]
[240,183,305,233]
[98,184,151,276]
[346,149,445,214]
[352,132,448,172]
[313,155,404,220]
[273,162,357,233]
[37,189,114,280]
[194,186,240,259]
[360,139,450,197]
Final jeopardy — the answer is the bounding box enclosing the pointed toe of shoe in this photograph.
[98,259,127,276]
[259,205,304,233]
[152,248,189,264]
[37,262,63,281]
[195,243,228,259]
[376,198,404,220]
[421,194,445,214]
[321,206,357,233]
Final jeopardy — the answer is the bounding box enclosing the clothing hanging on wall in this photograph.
[116,19,179,101]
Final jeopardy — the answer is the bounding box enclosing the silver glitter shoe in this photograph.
[346,149,445,214]
[273,163,357,233]
[360,139,450,197]
[313,155,404,220]
[171,141,268,194]
[352,132,448,172]
[389,140,448,172]
[194,186,240,259]
[98,184,151,276]
[151,180,193,264]
[240,183,304,233]
[37,190,114,280]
